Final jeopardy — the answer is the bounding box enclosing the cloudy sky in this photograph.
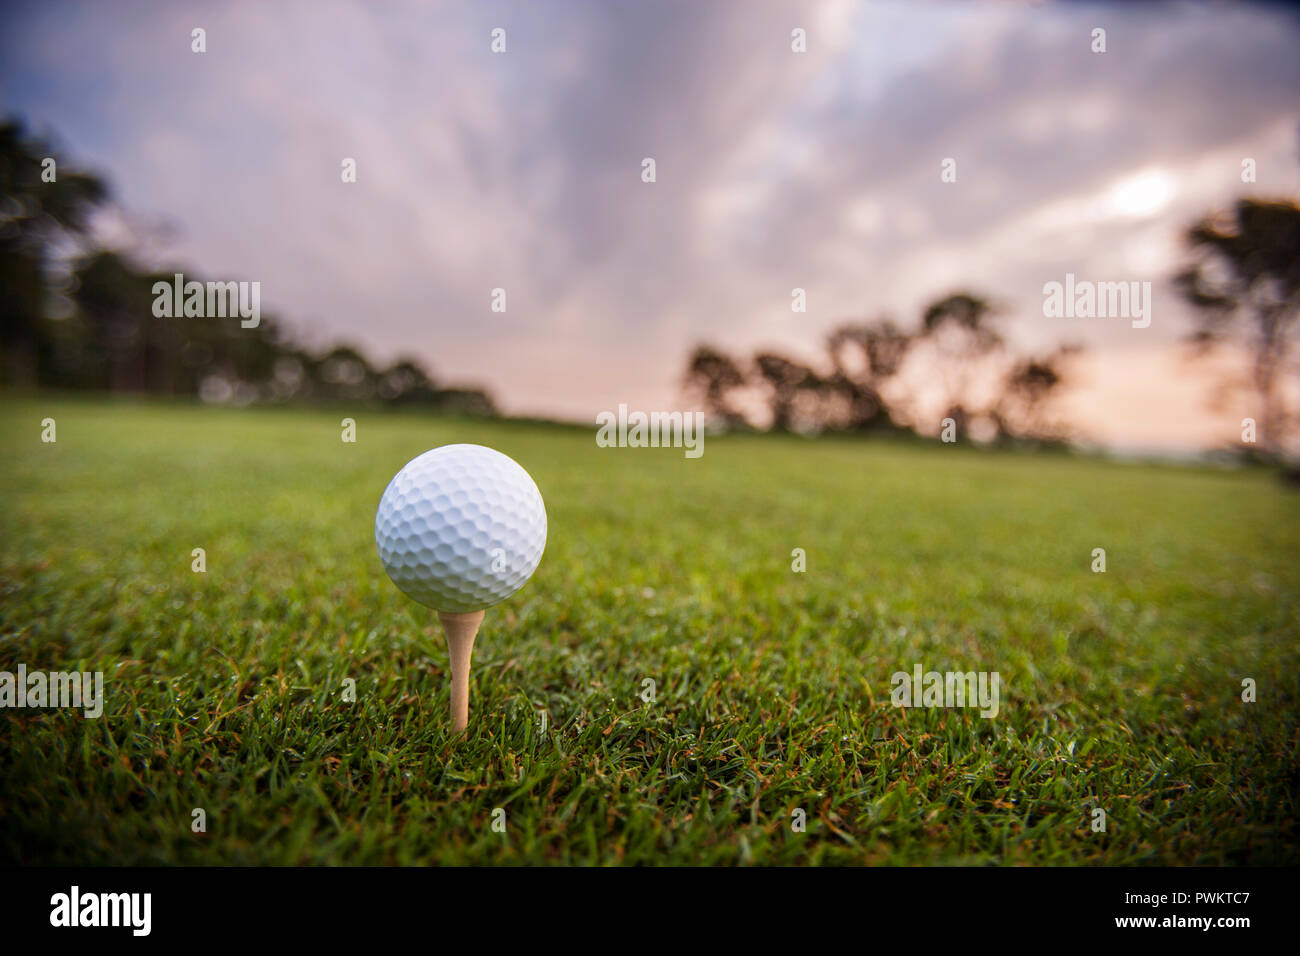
[2,0,1298,451]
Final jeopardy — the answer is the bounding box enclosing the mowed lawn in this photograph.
[1,396,1296,865]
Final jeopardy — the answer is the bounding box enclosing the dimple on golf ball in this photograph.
[375,444,547,612]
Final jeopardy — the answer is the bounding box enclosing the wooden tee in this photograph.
[438,610,485,732]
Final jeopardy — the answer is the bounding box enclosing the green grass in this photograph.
[1,395,1297,865]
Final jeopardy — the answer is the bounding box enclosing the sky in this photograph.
[2,0,1298,452]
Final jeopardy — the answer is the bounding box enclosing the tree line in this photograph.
[684,293,1080,444]
[0,119,496,413]
[685,194,1300,460]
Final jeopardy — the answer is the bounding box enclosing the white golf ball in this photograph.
[375,444,547,612]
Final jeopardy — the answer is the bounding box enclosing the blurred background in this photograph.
[1,0,1298,458]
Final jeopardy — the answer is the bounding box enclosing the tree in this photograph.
[824,318,912,430]
[378,358,437,405]
[1175,198,1300,457]
[682,344,748,428]
[991,345,1080,443]
[311,345,376,402]
[431,387,497,417]
[753,352,821,432]
[678,293,1083,442]
[0,119,108,385]
[1,117,502,415]
[918,292,1003,437]
[70,251,173,393]
[70,253,292,399]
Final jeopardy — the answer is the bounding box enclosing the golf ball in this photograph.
[375,444,547,612]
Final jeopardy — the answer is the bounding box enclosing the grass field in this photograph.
[1,396,1297,865]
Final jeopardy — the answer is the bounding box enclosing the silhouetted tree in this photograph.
[312,345,375,402]
[0,116,499,414]
[677,296,1084,442]
[919,292,1003,437]
[992,344,1080,443]
[70,252,170,392]
[1175,198,1300,457]
[824,319,912,430]
[683,344,748,428]
[0,119,108,385]
[432,387,497,416]
[754,352,823,432]
[378,358,438,405]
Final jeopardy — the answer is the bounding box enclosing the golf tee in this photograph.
[438,610,485,732]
